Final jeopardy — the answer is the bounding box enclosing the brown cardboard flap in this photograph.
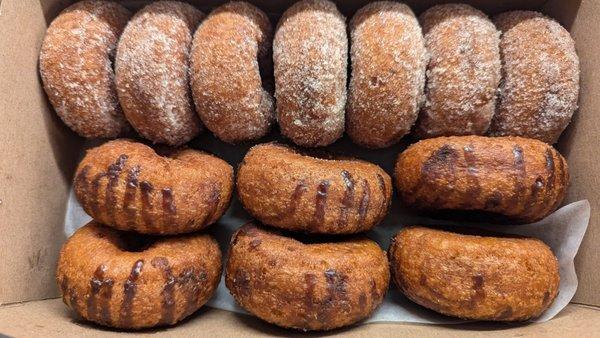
[0,299,599,337]
[0,0,81,304]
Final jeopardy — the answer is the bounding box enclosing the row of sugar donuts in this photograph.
[40,1,579,147]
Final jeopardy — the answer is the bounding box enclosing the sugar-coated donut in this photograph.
[115,1,204,146]
[190,2,274,143]
[489,11,579,144]
[415,4,501,138]
[39,0,131,138]
[347,1,427,148]
[74,139,233,234]
[237,143,392,234]
[57,221,222,329]
[274,0,347,147]
[389,226,559,321]
[226,223,390,331]
[394,136,568,223]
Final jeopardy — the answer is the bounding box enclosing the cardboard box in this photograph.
[1,0,599,335]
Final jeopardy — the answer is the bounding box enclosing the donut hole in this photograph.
[116,232,159,252]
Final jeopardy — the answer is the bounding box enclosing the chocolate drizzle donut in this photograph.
[74,139,233,234]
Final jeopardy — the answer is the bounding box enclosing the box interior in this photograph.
[1,0,598,317]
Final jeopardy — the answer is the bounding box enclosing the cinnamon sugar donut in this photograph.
[115,1,204,146]
[415,4,501,138]
[347,1,427,148]
[39,0,131,138]
[489,11,579,144]
[237,143,392,234]
[57,221,222,329]
[274,0,347,147]
[226,223,390,330]
[74,139,233,234]
[190,2,274,143]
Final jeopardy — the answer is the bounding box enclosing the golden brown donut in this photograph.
[74,139,233,234]
[394,136,568,223]
[347,1,427,148]
[39,0,131,138]
[489,11,579,144]
[389,226,559,321]
[415,4,501,138]
[190,2,274,143]
[57,221,221,329]
[225,223,390,331]
[274,0,347,147]
[237,143,392,234]
[115,1,204,146]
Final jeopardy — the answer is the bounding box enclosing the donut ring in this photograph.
[225,223,390,331]
[115,1,204,146]
[237,143,392,234]
[489,11,579,144]
[190,2,274,143]
[389,226,559,321]
[415,4,501,138]
[39,0,131,138]
[347,1,427,148]
[394,136,568,223]
[74,139,233,234]
[274,0,347,147]
[57,221,222,329]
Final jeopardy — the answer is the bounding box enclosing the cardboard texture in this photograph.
[1,0,599,335]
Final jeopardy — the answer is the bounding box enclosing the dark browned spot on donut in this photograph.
[87,264,114,324]
[462,145,481,206]
[370,279,379,301]
[543,291,551,305]
[338,171,355,229]
[123,166,140,229]
[358,293,367,312]
[120,259,144,327]
[484,190,503,209]
[90,173,107,217]
[249,238,262,249]
[304,273,317,314]
[545,149,556,191]
[312,180,331,230]
[318,269,350,323]
[357,180,371,228]
[105,155,128,225]
[151,257,176,325]
[376,174,388,219]
[422,145,459,178]
[509,145,526,210]
[233,269,251,297]
[470,274,486,308]
[68,284,83,315]
[178,268,208,317]
[161,188,177,228]
[75,165,91,209]
[203,183,221,225]
[239,223,259,237]
[496,306,513,320]
[276,180,308,222]
[140,181,154,231]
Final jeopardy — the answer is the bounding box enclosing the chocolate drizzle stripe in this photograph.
[90,173,107,218]
[87,264,114,324]
[105,155,128,225]
[161,188,176,229]
[275,180,307,222]
[376,173,388,219]
[120,260,144,327]
[140,181,154,232]
[203,183,221,225]
[510,145,526,210]
[152,257,176,325]
[338,171,355,228]
[123,166,140,229]
[358,180,371,228]
[75,165,91,210]
[545,149,556,191]
[312,180,331,230]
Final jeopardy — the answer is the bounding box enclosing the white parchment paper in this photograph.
[64,137,590,325]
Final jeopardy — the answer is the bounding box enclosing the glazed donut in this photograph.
[226,223,390,331]
[415,4,501,138]
[347,1,427,148]
[57,221,222,329]
[237,143,392,234]
[74,139,233,234]
[489,11,579,144]
[190,2,274,143]
[394,136,568,223]
[389,226,559,321]
[115,1,204,146]
[39,0,131,138]
[274,0,347,147]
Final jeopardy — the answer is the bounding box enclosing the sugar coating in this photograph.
[416,4,501,138]
[39,0,131,138]
[274,0,347,147]
[490,11,580,144]
[190,2,274,144]
[115,1,204,146]
[347,1,427,148]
